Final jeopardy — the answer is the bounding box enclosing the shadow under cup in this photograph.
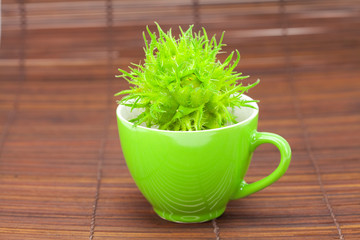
[116,95,291,223]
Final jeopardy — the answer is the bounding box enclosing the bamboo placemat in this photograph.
[1,0,359,239]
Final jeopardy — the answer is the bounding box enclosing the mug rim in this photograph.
[116,94,259,134]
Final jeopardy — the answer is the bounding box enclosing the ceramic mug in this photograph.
[116,95,291,223]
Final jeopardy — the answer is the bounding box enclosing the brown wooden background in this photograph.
[1,0,360,239]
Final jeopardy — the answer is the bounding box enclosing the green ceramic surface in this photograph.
[116,96,291,223]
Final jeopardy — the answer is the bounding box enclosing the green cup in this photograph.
[116,95,291,223]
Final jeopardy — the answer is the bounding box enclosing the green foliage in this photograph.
[115,23,259,131]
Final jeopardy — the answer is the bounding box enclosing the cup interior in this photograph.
[117,95,258,131]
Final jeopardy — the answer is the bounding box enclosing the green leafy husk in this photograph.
[115,23,259,131]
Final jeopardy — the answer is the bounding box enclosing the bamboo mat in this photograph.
[1,0,360,239]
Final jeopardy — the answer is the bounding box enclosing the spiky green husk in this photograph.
[115,23,259,131]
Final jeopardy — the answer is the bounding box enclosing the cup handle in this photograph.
[231,131,291,199]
